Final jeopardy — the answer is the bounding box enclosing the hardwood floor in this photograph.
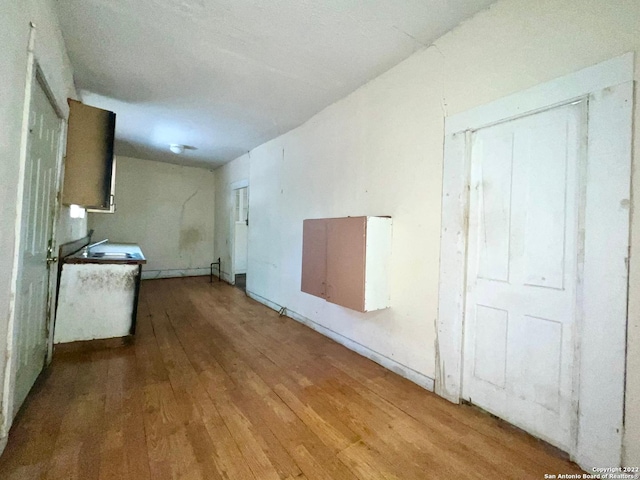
[0,276,583,479]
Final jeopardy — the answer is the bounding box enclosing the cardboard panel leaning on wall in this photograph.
[62,100,115,209]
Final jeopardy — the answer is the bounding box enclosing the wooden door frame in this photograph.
[1,25,67,440]
[435,53,634,470]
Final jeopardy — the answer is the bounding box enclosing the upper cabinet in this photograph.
[62,99,116,211]
[301,216,392,312]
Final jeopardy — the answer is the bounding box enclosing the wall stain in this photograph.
[180,227,203,250]
[178,189,203,251]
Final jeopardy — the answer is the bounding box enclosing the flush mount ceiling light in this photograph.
[169,143,185,154]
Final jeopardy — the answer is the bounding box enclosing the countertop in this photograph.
[64,242,147,265]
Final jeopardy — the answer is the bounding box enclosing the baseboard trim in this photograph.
[141,267,210,280]
[246,290,435,392]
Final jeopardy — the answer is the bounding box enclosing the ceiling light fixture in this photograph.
[169,143,185,154]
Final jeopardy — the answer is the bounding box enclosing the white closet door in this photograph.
[14,77,61,413]
[463,101,583,452]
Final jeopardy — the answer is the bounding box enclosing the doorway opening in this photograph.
[232,185,249,291]
[234,274,246,292]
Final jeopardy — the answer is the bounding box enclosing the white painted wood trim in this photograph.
[435,130,470,403]
[574,80,633,469]
[229,203,237,278]
[230,178,249,190]
[246,289,435,392]
[45,72,68,366]
[364,217,392,312]
[445,52,633,135]
[437,55,633,470]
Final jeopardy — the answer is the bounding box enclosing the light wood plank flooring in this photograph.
[0,276,583,479]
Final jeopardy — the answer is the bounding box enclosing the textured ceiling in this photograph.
[55,0,494,168]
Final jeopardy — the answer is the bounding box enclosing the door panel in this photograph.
[520,119,569,289]
[325,217,366,311]
[476,130,513,283]
[463,101,583,452]
[473,305,508,388]
[13,76,60,413]
[516,315,563,412]
[301,219,328,299]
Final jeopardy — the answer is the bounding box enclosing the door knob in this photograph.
[46,242,57,266]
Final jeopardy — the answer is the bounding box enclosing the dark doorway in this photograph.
[234,274,246,292]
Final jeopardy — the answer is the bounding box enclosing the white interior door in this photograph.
[13,75,61,412]
[463,101,584,452]
[233,187,249,275]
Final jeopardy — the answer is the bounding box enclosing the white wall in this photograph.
[217,0,640,465]
[57,206,87,245]
[89,156,215,279]
[0,0,86,449]
[214,154,250,282]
